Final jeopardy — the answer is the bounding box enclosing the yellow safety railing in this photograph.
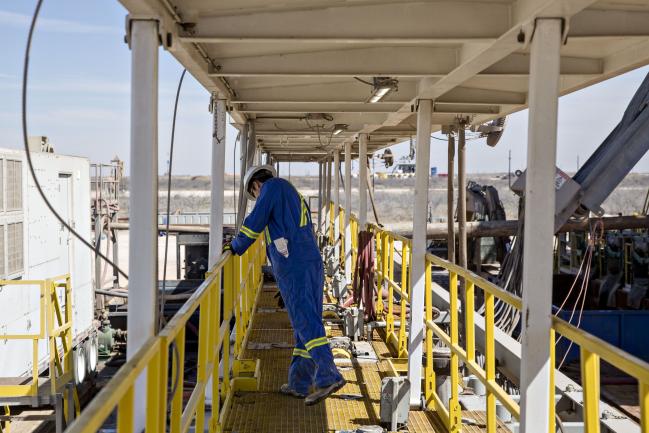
[66,239,265,433]
[0,275,74,399]
[372,227,411,359]
[424,253,522,433]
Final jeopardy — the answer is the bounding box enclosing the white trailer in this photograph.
[0,144,95,406]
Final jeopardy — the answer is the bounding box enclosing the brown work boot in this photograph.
[305,378,347,405]
[279,383,307,399]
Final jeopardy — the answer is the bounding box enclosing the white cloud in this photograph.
[0,10,121,35]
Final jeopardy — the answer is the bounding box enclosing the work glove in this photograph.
[274,291,285,309]
[222,241,233,254]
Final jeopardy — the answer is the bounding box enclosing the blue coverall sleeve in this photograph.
[231,183,275,255]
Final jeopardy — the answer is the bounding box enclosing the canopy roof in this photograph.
[119,0,649,161]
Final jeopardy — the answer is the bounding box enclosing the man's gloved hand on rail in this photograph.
[222,241,233,254]
[274,291,285,309]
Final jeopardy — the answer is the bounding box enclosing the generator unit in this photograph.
[0,144,94,404]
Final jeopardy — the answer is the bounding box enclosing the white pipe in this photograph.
[519,18,562,433]
[326,155,332,239]
[317,162,323,231]
[344,142,352,284]
[333,150,341,260]
[126,19,158,432]
[407,99,432,406]
[208,98,227,268]
[359,134,368,229]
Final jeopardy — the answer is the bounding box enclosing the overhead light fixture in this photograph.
[333,124,348,135]
[367,77,398,103]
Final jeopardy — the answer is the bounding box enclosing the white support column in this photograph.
[126,18,158,432]
[447,133,455,264]
[407,99,432,406]
[520,18,562,433]
[358,134,368,229]
[344,142,353,284]
[208,98,226,268]
[317,162,323,232]
[325,155,332,239]
[333,150,341,261]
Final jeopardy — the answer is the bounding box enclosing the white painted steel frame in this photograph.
[344,142,352,285]
[333,150,340,261]
[519,18,562,433]
[358,134,368,229]
[126,18,159,433]
[407,99,432,406]
[208,98,226,268]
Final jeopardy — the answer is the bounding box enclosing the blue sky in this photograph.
[2,0,648,176]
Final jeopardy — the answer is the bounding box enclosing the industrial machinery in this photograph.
[0,143,95,425]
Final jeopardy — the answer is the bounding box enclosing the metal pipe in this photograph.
[326,155,332,239]
[394,215,649,240]
[519,18,562,433]
[447,133,455,263]
[126,18,159,431]
[344,142,353,284]
[457,123,467,348]
[333,150,341,259]
[317,162,323,231]
[407,99,432,406]
[359,134,368,229]
[208,98,227,268]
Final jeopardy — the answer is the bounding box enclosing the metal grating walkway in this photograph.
[224,282,509,432]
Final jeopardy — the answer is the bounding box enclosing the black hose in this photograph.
[22,0,128,280]
[160,68,187,330]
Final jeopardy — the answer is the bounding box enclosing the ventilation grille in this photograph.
[7,160,22,211]
[8,222,23,275]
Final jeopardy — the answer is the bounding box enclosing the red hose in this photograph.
[352,230,376,320]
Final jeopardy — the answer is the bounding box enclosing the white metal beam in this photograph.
[344,142,353,285]
[208,98,227,267]
[183,1,510,42]
[358,134,368,228]
[520,18,562,433]
[333,150,341,262]
[407,99,432,406]
[126,18,158,433]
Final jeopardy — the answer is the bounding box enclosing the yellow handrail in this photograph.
[0,275,73,401]
[65,239,265,433]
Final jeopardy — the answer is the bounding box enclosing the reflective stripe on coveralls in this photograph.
[231,177,343,394]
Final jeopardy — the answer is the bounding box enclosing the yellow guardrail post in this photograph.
[376,231,386,320]
[485,291,496,433]
[145,348,161,433]
[386,237,395,336]
[549,327,556,433]
[117,386,135,433]
[209,271,222,433]
[234,254,243,357]
[195,295,211,433]
[397,243,409,358]
[424,261,435,407]
[581,348,601,433]
[170,327,186,433]
[641,381,649,433]
[222,257,233,400]
[448,270,462,433]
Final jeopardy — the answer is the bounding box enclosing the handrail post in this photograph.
[581,348,601,433]
[485,292,496,433]
[222,258,234,400]
[448,271,462,432]
[424,261,435,408]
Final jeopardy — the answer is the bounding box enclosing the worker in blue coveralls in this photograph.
[222,165,345,405]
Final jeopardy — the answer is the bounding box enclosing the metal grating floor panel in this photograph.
[225,282,510,433]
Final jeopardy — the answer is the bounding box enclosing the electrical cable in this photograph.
[22,0,128,280]
[353,77,374,86]
[160,68,187,330]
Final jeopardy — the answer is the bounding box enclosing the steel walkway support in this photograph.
[126,18,159,432]
[519,18,562,433]
[318,161,323,232]
[326,154,332,238]
[333,150,341,262]
[447,133,455,264]
[344,142,353,284]
[359,134,368,228]
[209,97,227,267]
[408,99,432,406]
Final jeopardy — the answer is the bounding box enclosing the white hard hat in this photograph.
[243,164,277,201]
